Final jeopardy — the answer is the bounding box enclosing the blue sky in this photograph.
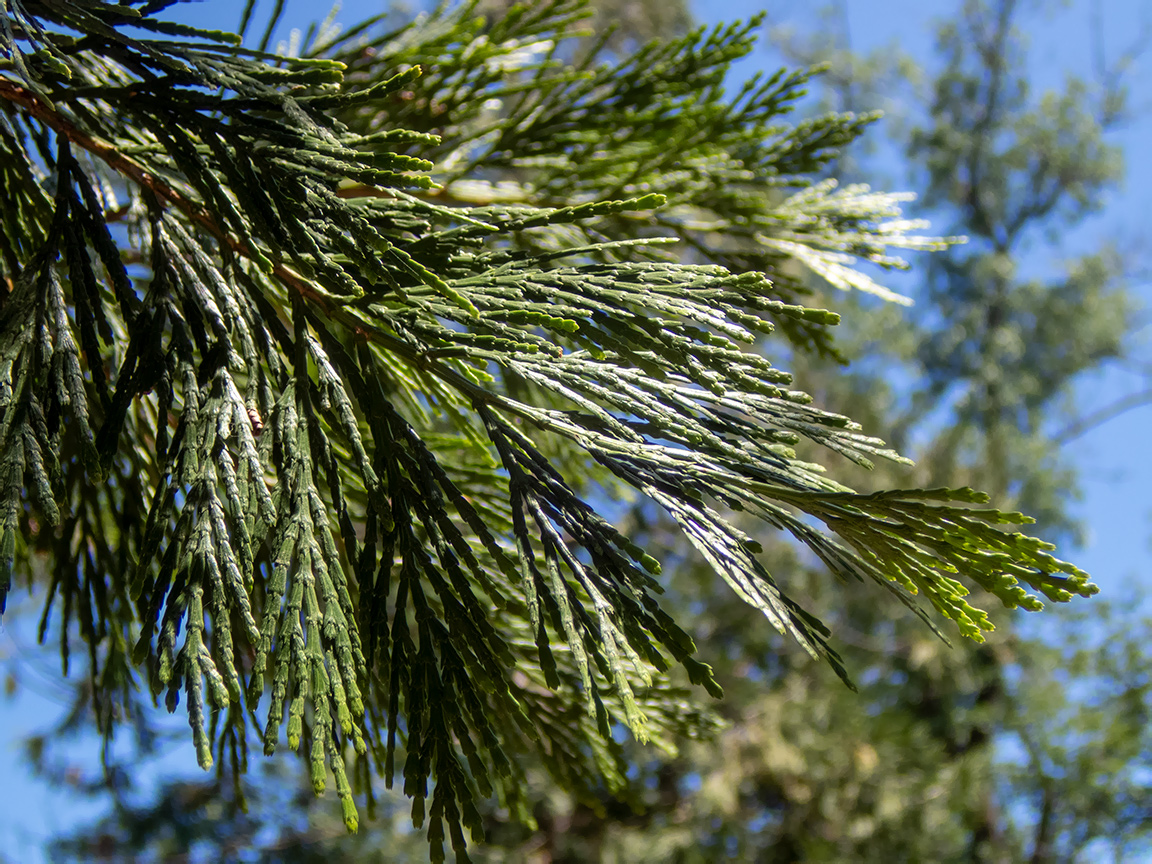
[1,1,1149,861]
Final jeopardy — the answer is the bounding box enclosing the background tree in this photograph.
[0,1,1135,862]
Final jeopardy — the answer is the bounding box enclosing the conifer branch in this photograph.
[0,1,1098,856]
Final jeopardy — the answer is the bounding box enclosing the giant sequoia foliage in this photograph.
[0,0,1099,857]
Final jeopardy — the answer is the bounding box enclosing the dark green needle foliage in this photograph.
[0,0,1097,858]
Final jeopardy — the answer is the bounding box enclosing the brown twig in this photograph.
[0,79,534,421]
[0,78,334,314]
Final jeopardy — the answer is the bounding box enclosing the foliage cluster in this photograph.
[0,1,1127,860]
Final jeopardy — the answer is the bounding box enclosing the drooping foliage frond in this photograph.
[0,0,1094,858]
